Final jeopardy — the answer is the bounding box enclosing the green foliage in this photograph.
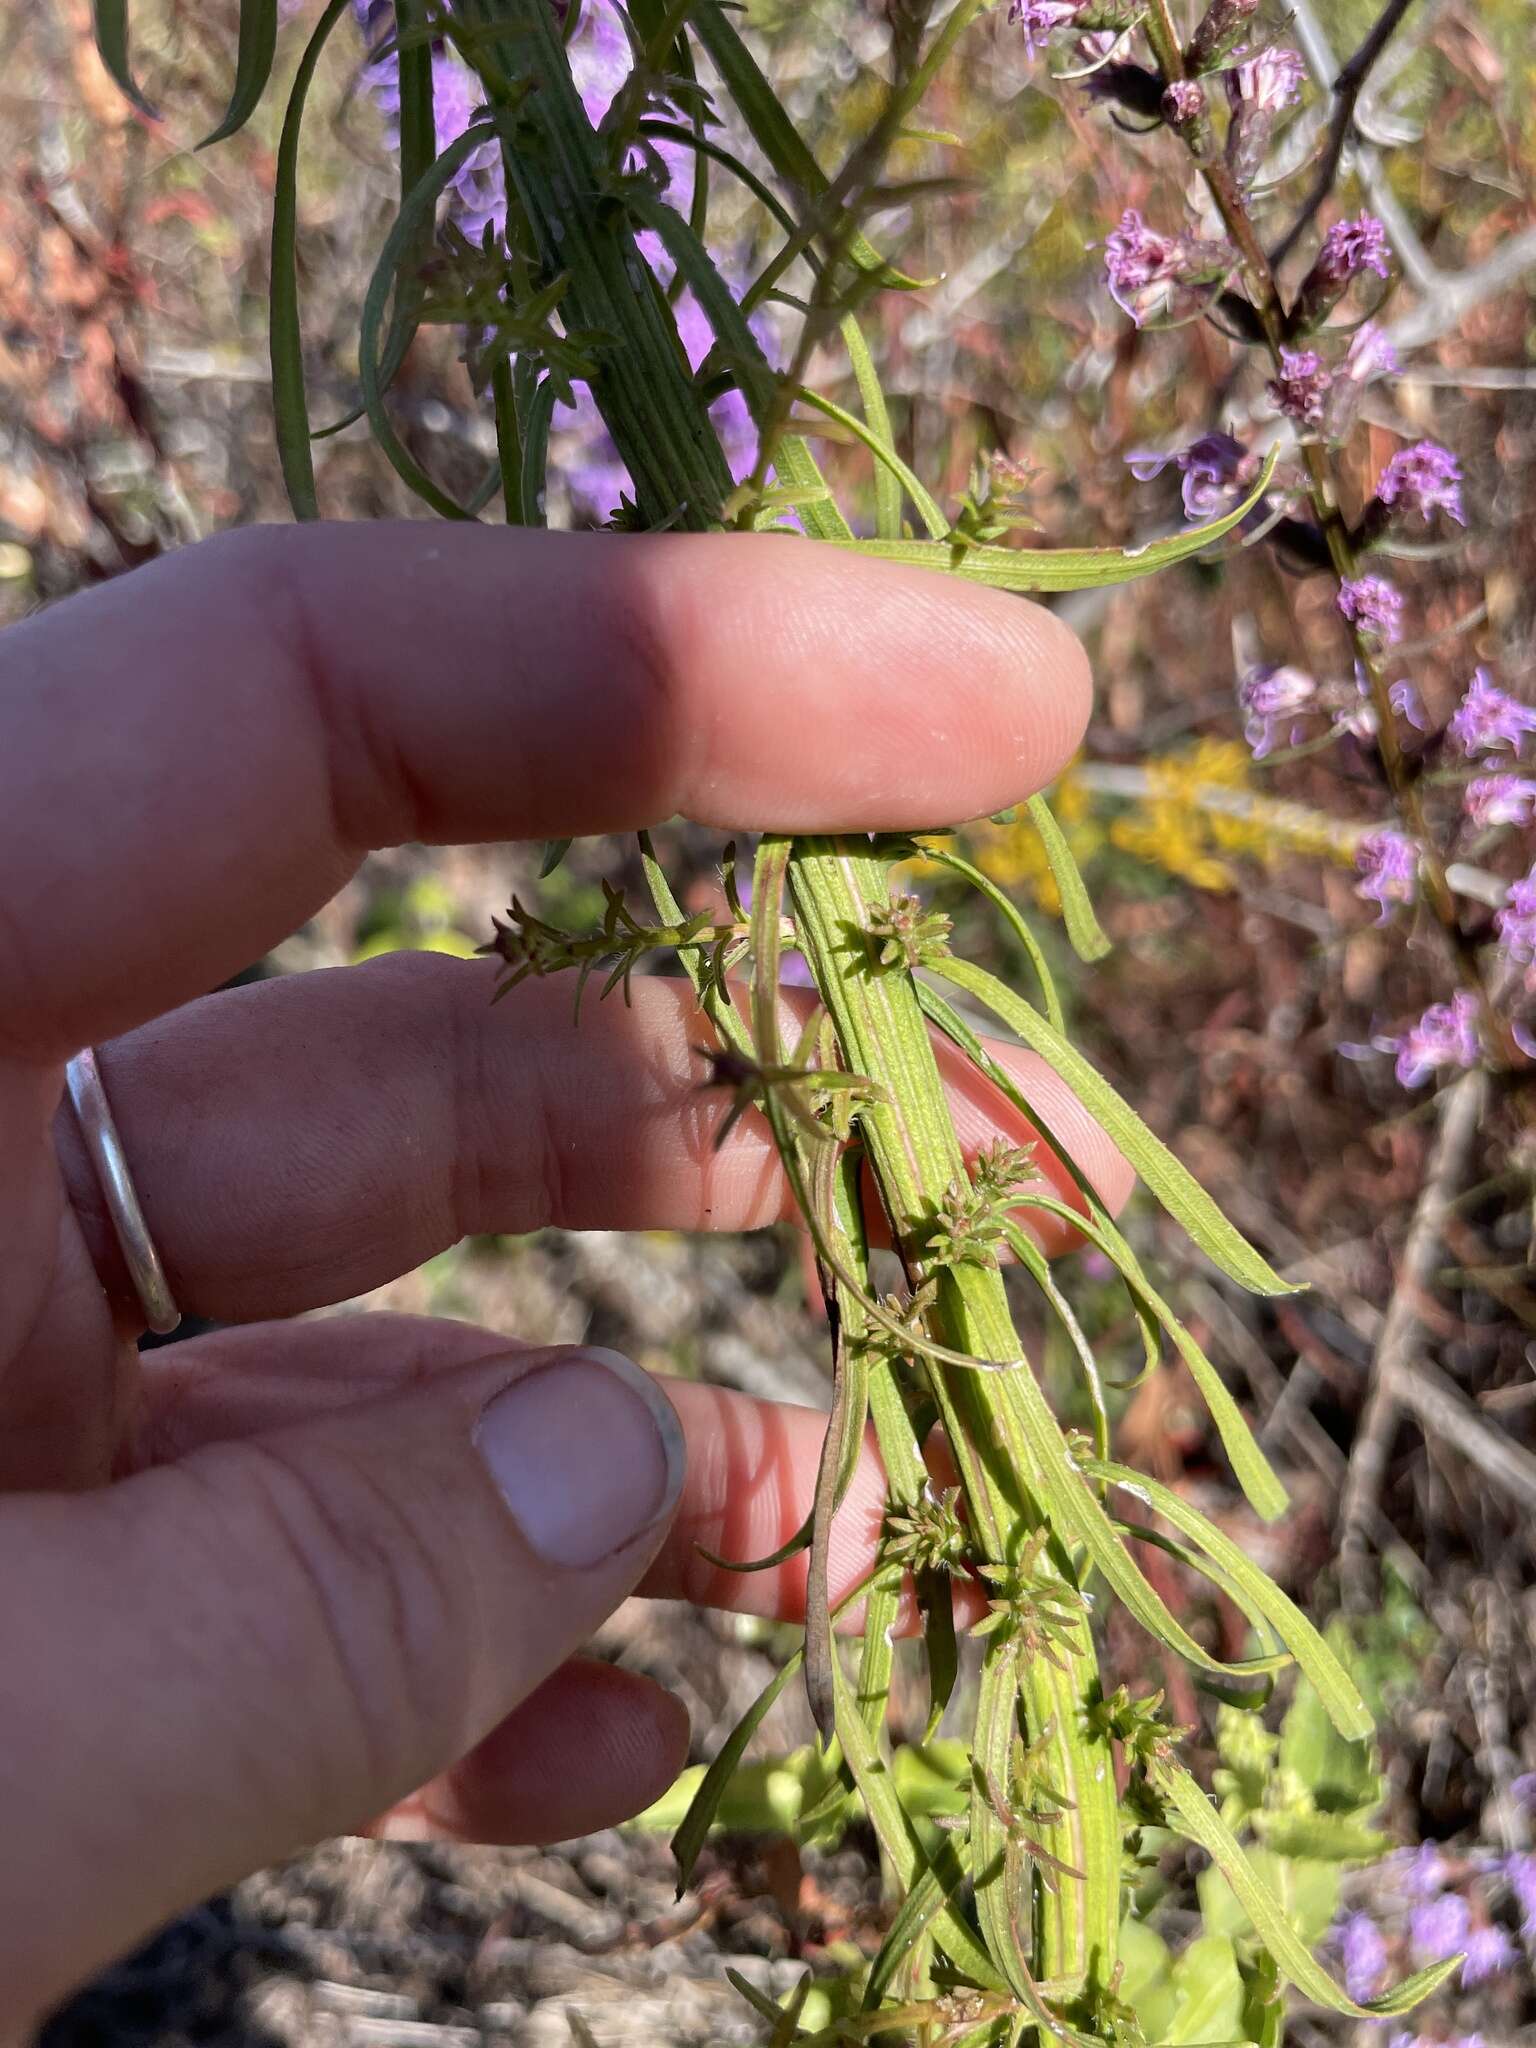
[100,0,1463,2039]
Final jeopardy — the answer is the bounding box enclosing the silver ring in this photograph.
[64,1047,181,1337]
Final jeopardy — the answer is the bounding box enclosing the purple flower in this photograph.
[1355,829,1417,921]
[1102,209,1223,325]
[1511,1771,1536,1809]
[1466,774,1536,829]
[1232,45,1306,112]
[1163,78,1206,122]
[1399,1840,1451,1899]
[1269,346,1333,426]
[1009,0,1083,57]
[1390,678,1427,730]
[1335,1911,1387,2001]
[1377,441,1466,526]
[1495,866,1536,964]
[1391,993,1483,1089]
[1319,212,1393,284]
[1448,668,1536,757]
[1337,574,1404,645]
[1127,432,1258,521]
[1504,1850,1536,1934]
[1344,321,1402,384]
[1460,1921,1515,1986]
[1410,1889,1470,1964]
[1239,662,1316,757]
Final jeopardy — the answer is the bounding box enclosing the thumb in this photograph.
[0,1340,684,2030]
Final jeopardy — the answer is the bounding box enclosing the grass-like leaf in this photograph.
[1153,1758,1462,2017]
[91,0,157,118]
[1082,1460,1370,1740]
[929,954,1298,1306]
[826,448,1280,591]
[270,0,352,520]
[1024,795,1111,963]
[199,0,279,147]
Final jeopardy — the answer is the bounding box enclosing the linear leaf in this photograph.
[971,1643,1033,2000]
[916,842,1064,1031]
[1152,1758,1461,2017]
[824,449,1280,592]
[791,386,945,541]
[686,1,930,290]
[270,0,351,520]
[841,314,902,540]
[199,0,279,146]
[671,1649,802,1892]
[617,183,851,543]
[1002,1364,1287,1685]
[1082,1461,1370,1740]
[929,955,1298,1304]
[1025,795,1110,963]
[359,124,495,519]
[91,0,157,118]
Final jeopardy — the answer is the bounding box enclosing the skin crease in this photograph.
[0,524,1130,2032]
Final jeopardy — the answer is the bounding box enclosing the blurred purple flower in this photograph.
[1466,775,1536,829]
[1319,211,1392,284]
[1239,662,1315,757]
[1495,867,1536,965]
[1269,346,1332,425]
[1399,1840,1451,1899]
[1127,431,1258,520]
[1335,1910,1387,2001]
[1344,321,1402,384]
[1448,668,1536,757]
[1377,441,1466,526]
[1389,678,1427,730]
[1337,574,1403,645]
[1103,209,1218,325]
[1232,45,1306,112]
[1010,0,1084,58]
[1504,1850,1536,1934]
[1410,1889,1470,1964]
[1391,993,1482,1089]
[1460,1921,1515,1986]
[1355,829,1418,921]
[1163,78,1206,122]
[1511,1771,1536,1808]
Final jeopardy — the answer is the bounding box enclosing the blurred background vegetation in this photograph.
[5,1,1536,2042]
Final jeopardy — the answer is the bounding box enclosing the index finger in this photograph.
[0,524,1089,1060]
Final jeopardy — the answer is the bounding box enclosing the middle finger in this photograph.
[54,951,1131,1329]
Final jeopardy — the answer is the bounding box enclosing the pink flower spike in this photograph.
[1337,574,1403,645]
[1390,994,1482,1089]
[1448,668,1536,757]
[1465,774,1536,830]
[1377,440,1466,526]
[1354,828,1417,921]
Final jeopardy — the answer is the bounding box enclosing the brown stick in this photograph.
[1338,1067,1494,1609]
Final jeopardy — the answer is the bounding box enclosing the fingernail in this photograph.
[474,1348,684,1569]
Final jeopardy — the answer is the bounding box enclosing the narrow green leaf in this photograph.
[830,1651,1008,1993]
[359,123,496,519]
[825,449,1280,591]
[1024,795,1109,963]
[1005,1224,1110,1462]
[1082,1461,1370,1741]
[671,1649,802,1892]
[91,0,157,118]
[916,842,1064,1031]
[790,385,946,541]
[199,0,279,147]
[686,1,931,290]
[928,955,1298,1305]
[1002,1364,1287,1686]
[616,183,852,543]
[804,1302,870,1741]
[840,314,902,541]
[519,370,557,529]
[971,1643,1033,2000]
[1153,1759,1461,2017]
[270,0,352,521]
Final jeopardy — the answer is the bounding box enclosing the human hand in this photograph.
[0,523,1126,2030]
